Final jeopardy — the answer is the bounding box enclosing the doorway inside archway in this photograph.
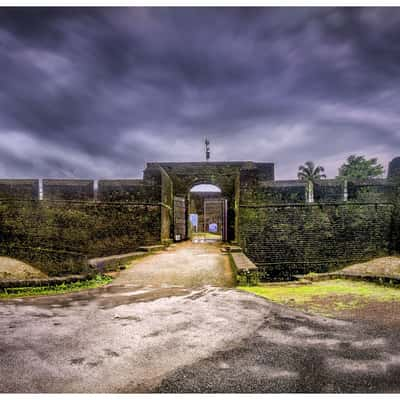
[188,184,227,242]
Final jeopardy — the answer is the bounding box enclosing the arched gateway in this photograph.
[143,161,275,243]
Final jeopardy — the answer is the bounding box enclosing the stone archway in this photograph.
[146,162,241,242]
[143,161,274,243]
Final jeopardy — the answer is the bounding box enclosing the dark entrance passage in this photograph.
[188,184,227,242]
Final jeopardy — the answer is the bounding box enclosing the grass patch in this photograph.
[239,279,400,316]
[0,274,112,299]
[192,232,221,239]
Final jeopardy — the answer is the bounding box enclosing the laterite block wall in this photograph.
[239,203,394,280]
[0,179,39,200]
[238,163,398,280]
[0,199,162,276]
[0,168,169,276]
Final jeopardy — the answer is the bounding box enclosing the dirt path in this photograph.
[113,241,234,288]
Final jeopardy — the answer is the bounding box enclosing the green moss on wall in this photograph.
[239,203,394,280]
[0,199,162,276]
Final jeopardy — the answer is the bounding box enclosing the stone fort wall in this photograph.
[238,158,400,279]
[0,157,399,279]
[0,168,173,275]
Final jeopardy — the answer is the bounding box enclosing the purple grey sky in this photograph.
[0,7,399,180]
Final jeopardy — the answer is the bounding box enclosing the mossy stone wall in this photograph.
[0,200,162,276]
[43,179,94,200]
[239,203,394,280]
[0,179,39,200]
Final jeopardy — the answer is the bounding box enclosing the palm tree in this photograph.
[297,161,326,182]
[297,161,326,203]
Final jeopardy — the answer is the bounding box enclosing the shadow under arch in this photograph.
[188,183,226,241]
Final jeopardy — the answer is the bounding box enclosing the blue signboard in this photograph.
[209,223,218,233]
[189,213,198,230]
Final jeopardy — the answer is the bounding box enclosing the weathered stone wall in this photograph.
[388,157,400,180]
[241,179,307,204]
[160,167,173,242]
[1,158,399,281]
[0,166,173,276]
[0,179,39,200]
[347,179,394,202]
[0,199,162,276]
[392,192,400,255]
[43,179,94,200]
[173,196,186,240]
[239,203,394,280]
[314,179,344,202]
[238,160,399,280]
[97,179,159,202]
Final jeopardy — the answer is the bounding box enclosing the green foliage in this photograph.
[0,274,112,298]
[239,279,400,316]
[338,154,384,180]
[236,271,259,286]
[297,161,326,182]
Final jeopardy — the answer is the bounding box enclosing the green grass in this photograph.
[0,274,113,299]
[192,232,221,239]
[239,279,400,316]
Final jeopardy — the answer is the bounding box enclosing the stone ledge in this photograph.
[221,245,243,253]
[231,253,258,272]
[137,245,166,252]
[89,251,147,272]
[0,274,90,289]
[230,252,258,286]
[299,272,400,285]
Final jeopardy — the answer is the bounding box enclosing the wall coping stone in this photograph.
[240,202,394,208]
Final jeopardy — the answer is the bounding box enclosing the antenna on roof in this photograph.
[205,137,210,161]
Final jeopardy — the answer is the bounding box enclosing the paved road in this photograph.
[1,242,400,392]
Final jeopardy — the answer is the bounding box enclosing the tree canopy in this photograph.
[297,161,326,182]
[337,155,384,180]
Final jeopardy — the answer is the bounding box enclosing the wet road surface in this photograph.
[1,242,400,392]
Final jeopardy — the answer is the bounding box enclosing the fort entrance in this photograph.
[188,184,227,242]
[144,161,274,242]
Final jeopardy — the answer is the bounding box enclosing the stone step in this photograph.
[136,245,166,252]
[230,252,258,272]
[230,252,258,286]
[221,245,242,253]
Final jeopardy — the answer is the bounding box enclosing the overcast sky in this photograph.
[0,7,399,180]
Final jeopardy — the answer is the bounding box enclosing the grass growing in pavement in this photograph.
[0,274,112,299]
[239,279,400,316]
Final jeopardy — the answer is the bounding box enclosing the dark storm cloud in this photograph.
[0,7,399,179]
